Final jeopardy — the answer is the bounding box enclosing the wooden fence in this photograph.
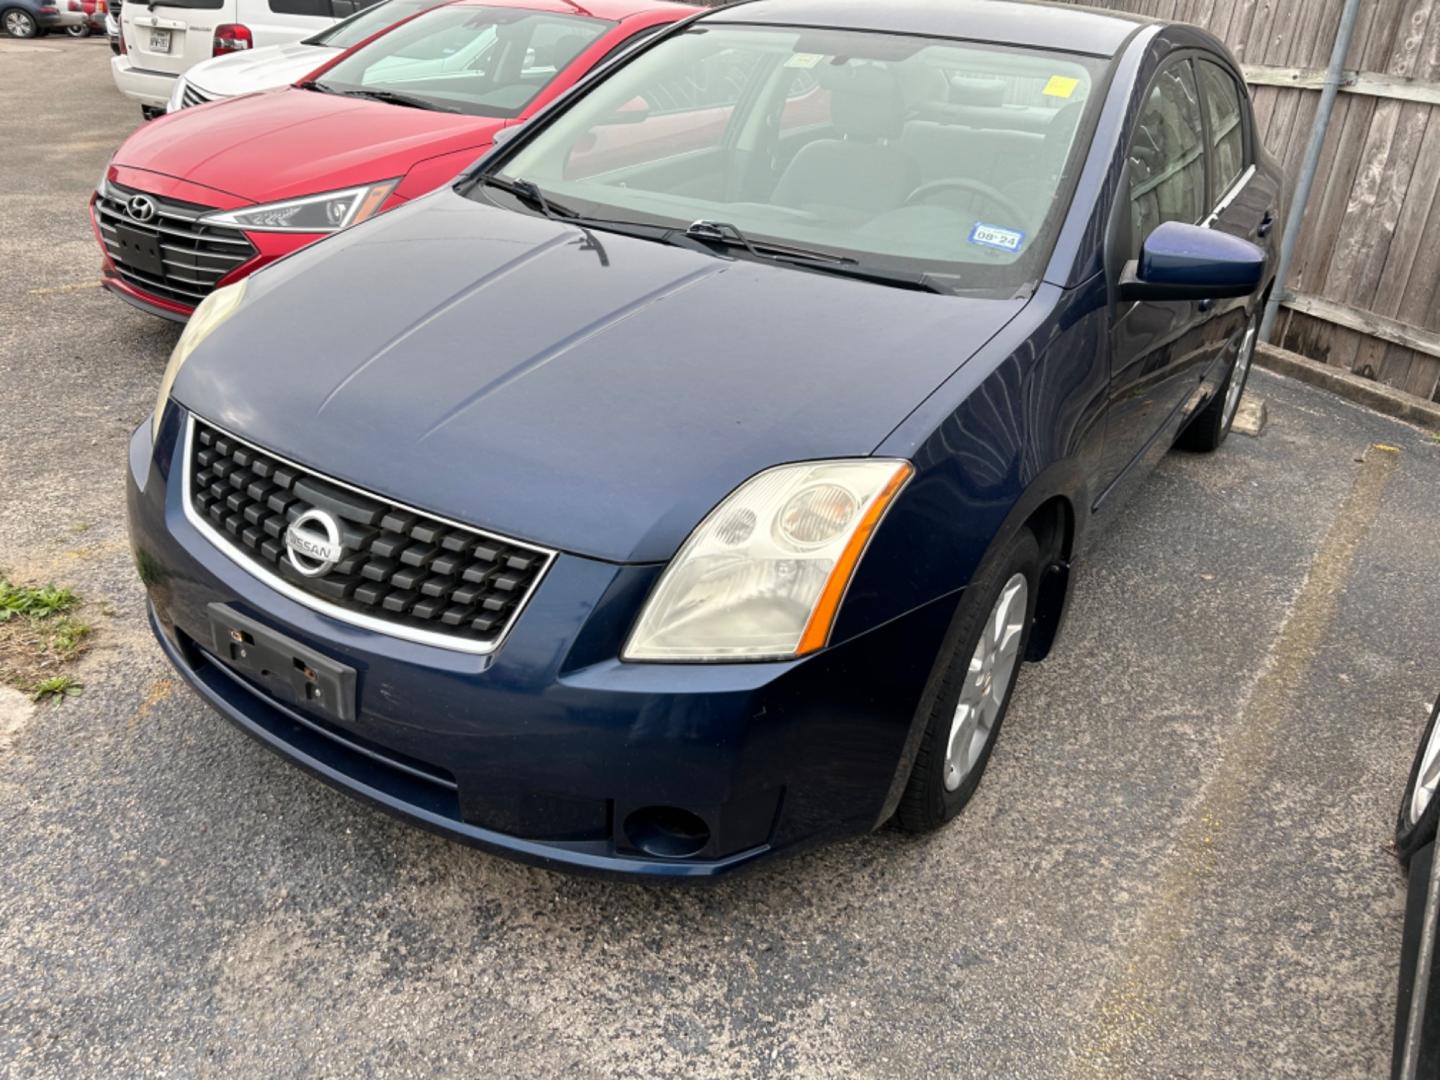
[1064,0,1440,403]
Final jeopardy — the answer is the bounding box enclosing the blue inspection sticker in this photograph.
[968,223,1026,253]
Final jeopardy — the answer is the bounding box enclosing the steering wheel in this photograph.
[905,178,1028,227]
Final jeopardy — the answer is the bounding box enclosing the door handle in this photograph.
[1197,298,1214,313]
[1256,210,1276,238]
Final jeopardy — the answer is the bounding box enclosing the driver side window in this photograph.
[1128,61,1206,257]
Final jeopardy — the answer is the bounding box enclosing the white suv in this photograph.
[165,0,434,112]
[111,0,383,118]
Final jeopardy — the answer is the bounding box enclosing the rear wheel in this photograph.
[66,22,91,36]
[1177,310,1259,452]
[895,529,1040,832]
[3,8,39,36]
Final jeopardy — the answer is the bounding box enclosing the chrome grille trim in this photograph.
[179,82,214,109]
[96,181,257,307]
[179,414,557,656]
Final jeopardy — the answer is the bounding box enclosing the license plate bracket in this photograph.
[149,28,171,52]
[207,604,357,723]
[112,221,166,278]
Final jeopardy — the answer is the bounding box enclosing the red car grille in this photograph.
[95,182,255,307]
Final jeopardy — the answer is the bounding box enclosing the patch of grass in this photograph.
[0,575,93,700]
[1426,430,1440,444]
[31,675,82,704]
[46,618,92,661]
[0,580,78,621]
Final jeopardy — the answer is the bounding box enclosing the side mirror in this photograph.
[596,95,651,126]
[491,122,525,147]
[1118,221,1265,302]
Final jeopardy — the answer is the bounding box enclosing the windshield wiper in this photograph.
[476,179,711,251]
[684,219,947,293]
[468,193,936,287]
[476,175,582,220]
[334,88,460,113]
[297,79,338,94]
[684,219,857,266]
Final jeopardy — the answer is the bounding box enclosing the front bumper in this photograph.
[128,410,955,879]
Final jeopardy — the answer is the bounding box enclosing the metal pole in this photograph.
[1258,0,1363,344]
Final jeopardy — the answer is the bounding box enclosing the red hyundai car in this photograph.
[91,0,696,321]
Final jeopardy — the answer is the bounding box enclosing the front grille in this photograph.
[179,82,213,108]
[95,181,255,307]
[185,419,553,652]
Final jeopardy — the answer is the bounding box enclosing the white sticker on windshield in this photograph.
[969,223,1026,253]
[786,52,824,69]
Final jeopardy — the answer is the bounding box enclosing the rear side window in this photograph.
[328,0,384,17]
[268,0,364,15]
[269,0,328,15]
[1128,61,1206,253]
[1196,59,1246,197]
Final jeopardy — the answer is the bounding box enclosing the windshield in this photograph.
[306,0,438,50]
[481,25,1104,289]
[313,5,613,118]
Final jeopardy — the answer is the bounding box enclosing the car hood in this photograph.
[117,88,500,203]
[185,42,335,99]
[175,189,1029,564]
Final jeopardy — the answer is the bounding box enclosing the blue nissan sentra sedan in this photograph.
[127,0,1283,878]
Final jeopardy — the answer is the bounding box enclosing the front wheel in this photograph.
[66,22,91,36]
[1177,310,1259,452]
[895,529,1040,832]
[3,8,39,36]
[1396,700,1440,869]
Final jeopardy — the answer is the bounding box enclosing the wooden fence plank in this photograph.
[1283,291,1440,357]
[1241,65,1440,104]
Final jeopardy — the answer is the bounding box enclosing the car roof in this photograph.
[448,0,699,23]
[701,0,1155,58]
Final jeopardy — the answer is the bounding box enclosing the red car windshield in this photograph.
[310,5,613,118]
[305,0,440,51]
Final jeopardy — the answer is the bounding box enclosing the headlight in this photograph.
[624,459,913,662]
[199,180,399,233]
[152,280,246,438]
[166,76,187,113]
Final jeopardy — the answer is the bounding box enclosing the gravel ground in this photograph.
[3,38,1440,1079]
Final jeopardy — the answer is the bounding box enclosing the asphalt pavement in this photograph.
[3,38,1440,1078]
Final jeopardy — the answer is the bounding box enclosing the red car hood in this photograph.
[114,88,503,203]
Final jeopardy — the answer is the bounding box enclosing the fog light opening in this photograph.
[623,806,710,859]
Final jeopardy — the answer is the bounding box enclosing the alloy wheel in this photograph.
[1223,317,1259,428]
[5,10,37,35]
[944,573,1027,792]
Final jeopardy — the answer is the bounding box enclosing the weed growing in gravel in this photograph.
[31,675,82,704]
[0,581,78,620]
[46,618,92,660]
[0,575,91,703]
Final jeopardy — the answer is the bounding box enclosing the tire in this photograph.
[895,528,1041,832]
[2,8,39,36]
[66,22,91,36]
[1396,699,1440,869]
[1176,309,1259,453]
